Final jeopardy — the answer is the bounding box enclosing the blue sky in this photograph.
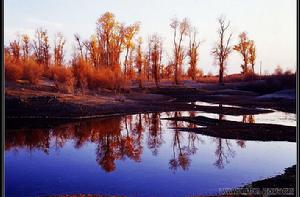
[4,0,296,74]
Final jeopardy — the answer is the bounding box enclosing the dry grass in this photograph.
[197,73,260,83]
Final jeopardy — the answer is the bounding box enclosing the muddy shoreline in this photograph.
[166,115,296,142]
[5,80,296,142]
[217,165,296,197]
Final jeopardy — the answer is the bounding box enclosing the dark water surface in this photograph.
[5,111,296,197]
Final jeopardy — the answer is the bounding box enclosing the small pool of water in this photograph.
[188,101,296,127]
[5,111,296,197]
[189,101,242,108]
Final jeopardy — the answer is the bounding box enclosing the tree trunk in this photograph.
[219,63,224,85]
[175,62,179,85]
[138,67,143,88]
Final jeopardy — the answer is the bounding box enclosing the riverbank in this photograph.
[5,77,296,119]
[217,165,296,197]
[6,78,296,142]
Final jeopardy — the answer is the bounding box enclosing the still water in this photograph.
[5,111,296,197]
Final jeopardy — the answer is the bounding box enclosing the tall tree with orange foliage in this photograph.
[124,23,140,80]
[170,17,190,84]
[249,40,256,73]
[126,47,136,80]
[135,37,144,88]
[233,32,256,75]
[96,12,116,68]
[149,34,163,88]
[212,16,232,85]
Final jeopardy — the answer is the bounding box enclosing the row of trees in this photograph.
[5,12,258,92]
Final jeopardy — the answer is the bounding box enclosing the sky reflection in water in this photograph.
[5,111,296,197]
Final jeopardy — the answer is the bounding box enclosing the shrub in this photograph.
[44,65,55,80]
[72,58,126,93]
[87,66,125,91]
[111,67,126,91]
[5,61,23,81]
[52,65,75,93]
[284,69,294,75]
[88,67,113,90]
[72,58,90,93]
[23,59,44,84]
[274,65,283,75]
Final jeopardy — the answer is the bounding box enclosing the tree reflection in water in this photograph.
[6,112,246,173]
[213,137,235,169]
[242,115,255,124]
[147,113,164,156]
[168,111,204,172]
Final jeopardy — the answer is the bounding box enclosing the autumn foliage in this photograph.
[233,32,256,75]
[5,12,293,92]
[23,59,44,84]
[5,61,23,82]
[51,65,75,93]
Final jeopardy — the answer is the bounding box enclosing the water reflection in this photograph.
[203,105,236,169]
[192,102,295,126]
[6,113,250,173]
[147,113,164,156]
[9,105,294,173]
[5,112,260,175]
[242,115,255,123]
[6,109,297,197]
[213,138,235,169]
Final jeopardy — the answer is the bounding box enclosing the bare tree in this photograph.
[150,34,163,88]
[21,34,31,61]
[83,35,102,68]
[54,32,66,66]
[9,39,21,63]
[187,27,201,80]
[212,16,232,85]
[170,17,190,84]
[33,28,51,68]
[74,33,85,60]
[144,37,152,81]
